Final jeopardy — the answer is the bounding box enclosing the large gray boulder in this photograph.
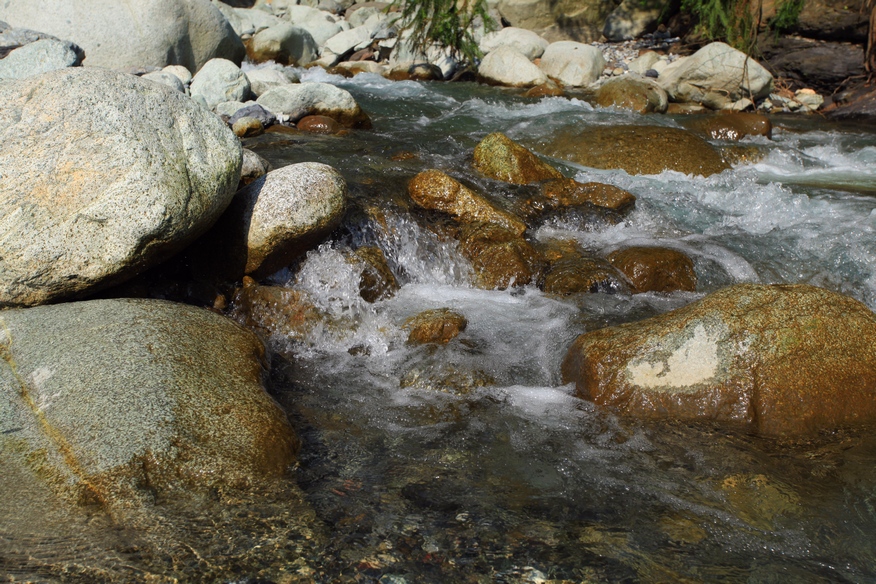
[477,45,547,87]
[0,67,242,308]
[190,57,251,109]
[246,22,319,66]
[0,298,297,506]
[538,40,606,87]
[286,4,345,47]
[0,37,82,79]
[479,27,548,60]
[245,65,299,97]
[0,0,245,72]
[256,81,371,127]
[657,42,773,108]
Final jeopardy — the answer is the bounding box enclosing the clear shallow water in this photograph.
[231,69,876,582]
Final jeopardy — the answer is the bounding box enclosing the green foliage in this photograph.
[387,0,494,67]
[680,0,804,51]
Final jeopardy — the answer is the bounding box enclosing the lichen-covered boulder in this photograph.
[0,67,241,308]
[0,299,298,507]
[537,125,730,177]
[472,132,563,185]
[562,283,876,437]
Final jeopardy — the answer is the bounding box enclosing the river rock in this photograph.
[0,298,298,506]
[142,70,188,93]
[286,5,345,47]
[794,0,868,42]
[477,45,547,87]
[479,27,548,60]
[298,114,344,134]
[0,67,241,308]
[355,246,400,303]
[240,147,272,186]
[229,102,277,126]
[594,75,668,114]
[324,25,372,59]
[257,82,372,127]
[602,0,664,41]
[190,57,251,109]
[245,65,298,97]
[0,38,82,79]
[657,42,773,109]
[459,222,543,289]
[537,125,730,177]
[246,23,318,66]
[538,41,606,87]
[163,64,193,85]
[404,308,467,345]
[495,0,613,42]
[757,36,863,95]
[562,283,876,437]
[524,80,565,97]
[0,0,245,72]
[681,112,772,141]
[218,4,284,37]
[541,178,636,212]
[606,246,697,293]
[472,132,563,184]
[541,241,629,295]
[233,116,264,137]
[408,170,527,235]
[230,276,320,340]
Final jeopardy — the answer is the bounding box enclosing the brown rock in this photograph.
[354,246,400,303]
[537,125,730,177]
[607,246,697,293]
[682,112,772,141]
[541,240,629,295]
[230,276,321,341]
[459,222,544,289]
[561,283,876,437]
[297,114,343,134]
[404,308,468,345]
[524,80,565,98]
[408,169,527,235]
[232,116,264,138]
[594,75,668,114]
[472,132,563,185]
[541,178,636,212]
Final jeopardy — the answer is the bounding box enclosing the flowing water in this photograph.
[7,69,876,582]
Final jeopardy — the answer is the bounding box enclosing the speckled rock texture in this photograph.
[0,0,245,72]
[539,178,636,212]
[246,22,318,66]
[0,67,242,308]
[224,162,348,278]
[189,57,251,109]
[458,222,543,289]
[594,75,668,114]
[404,308,468,345]
[607,246,697,293]
[408,170,527,235]
[537,125,730,177]
[0,299,298,507]
[472,132,563,185]
[562,283,876,437]
[256,81,371,127]
[0,37,82,79]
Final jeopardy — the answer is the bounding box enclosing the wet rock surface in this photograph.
[681,112,773,141]
[607,246,697,293]
[562,283,876,436]
[472,132,564,184]
[404,308,468,345]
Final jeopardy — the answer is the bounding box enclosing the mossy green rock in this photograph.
[0,299,297,507]
[562,284,876,437]
[538,125,729,177]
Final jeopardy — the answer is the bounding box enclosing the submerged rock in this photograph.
[404,308,468,345]
[538,125,730,177]
[0,299,297,507]
[354,246,400,303]
[0,67,241,308]
[607,246,697,293]
[541,240,629,295]
[472,132,563,185]
[298,114,344,134]
[562,283,876,437]
[408,170,527,235]
[230,276,321,341]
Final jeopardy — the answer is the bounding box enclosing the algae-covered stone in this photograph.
[562,283,876,437]
[538,125,729,177]
[0,299,297,506]
[408,170,527,235]
[0,67,242,308]
[472,132,563,185]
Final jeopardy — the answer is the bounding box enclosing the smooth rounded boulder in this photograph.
[0,37,83,79]
[562,283,876,437]
[594,75,668,114]
[256,81,372,127]
[477,46,547,87]
[0,68,242,308]
[0,299,298,506]
[537,125,730,177]
[190,57,251,110]
[473,132,564,185]
[0,0,245,72]
[538,41,606,87]
[607,246,697,293]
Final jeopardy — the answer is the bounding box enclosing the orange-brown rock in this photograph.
[607,246,697,293]
[408,170,527,235]
[230,276,321,341]
[354,246,400,303]
[541,178,636,212]
[524,80,565,98]
[594,76,668,114]
[538,125,730,177]
[682,112,772,141]
[297,114,343,134]
[472,132,564,185]
[232,116,264,138]
[540,240,629,295]
[459,222,544,289]
[561,283,876,437]
[404,308,468,345]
